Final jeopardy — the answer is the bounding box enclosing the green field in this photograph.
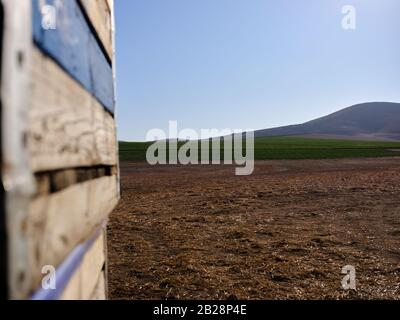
[119,137,400,162]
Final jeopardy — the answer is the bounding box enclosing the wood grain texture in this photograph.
[26,176,118,294]
[80,231,106,299]
[1,0,36,300]
[60,265,81,300]
[28,48,117,172]
[32,0,114,112]
[90,271,106,300]
[106,0,114,12]
[80,0,113,60]
[61,231,106,300]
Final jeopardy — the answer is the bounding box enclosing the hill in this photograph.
[255,102,400,141]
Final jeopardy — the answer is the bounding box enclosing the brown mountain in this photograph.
[255,102,400,141]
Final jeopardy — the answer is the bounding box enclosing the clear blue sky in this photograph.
[115,0,400,141]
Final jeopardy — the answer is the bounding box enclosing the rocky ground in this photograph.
[108,158,400,300]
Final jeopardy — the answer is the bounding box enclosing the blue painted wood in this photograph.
[32,0,114,114]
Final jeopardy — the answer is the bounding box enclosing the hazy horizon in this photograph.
[119,101,400,142]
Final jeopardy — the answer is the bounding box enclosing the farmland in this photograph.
[108,158,400,299]
[119,137,400,162]
[109,136,400,300]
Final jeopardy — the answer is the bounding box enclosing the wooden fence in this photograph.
[1,0,119,300]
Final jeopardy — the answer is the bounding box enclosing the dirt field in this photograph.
[108,158,400,300]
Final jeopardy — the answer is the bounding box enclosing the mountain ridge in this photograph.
[255,102,400,141]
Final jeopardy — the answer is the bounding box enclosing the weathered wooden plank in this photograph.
[61,231,106,300]
[28,48,117,172]
[32,0,114,113]
[34,167,117,196]
[102,228,109,299]
[60,264,81,300]
[80,0,113,60]
[0,0,6,300]
[90,271,106,300]
[106,0,114,12]
[2,0,117,300]
[80,231,106,299]
[1,0,36,300]
[26,175,118,294]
